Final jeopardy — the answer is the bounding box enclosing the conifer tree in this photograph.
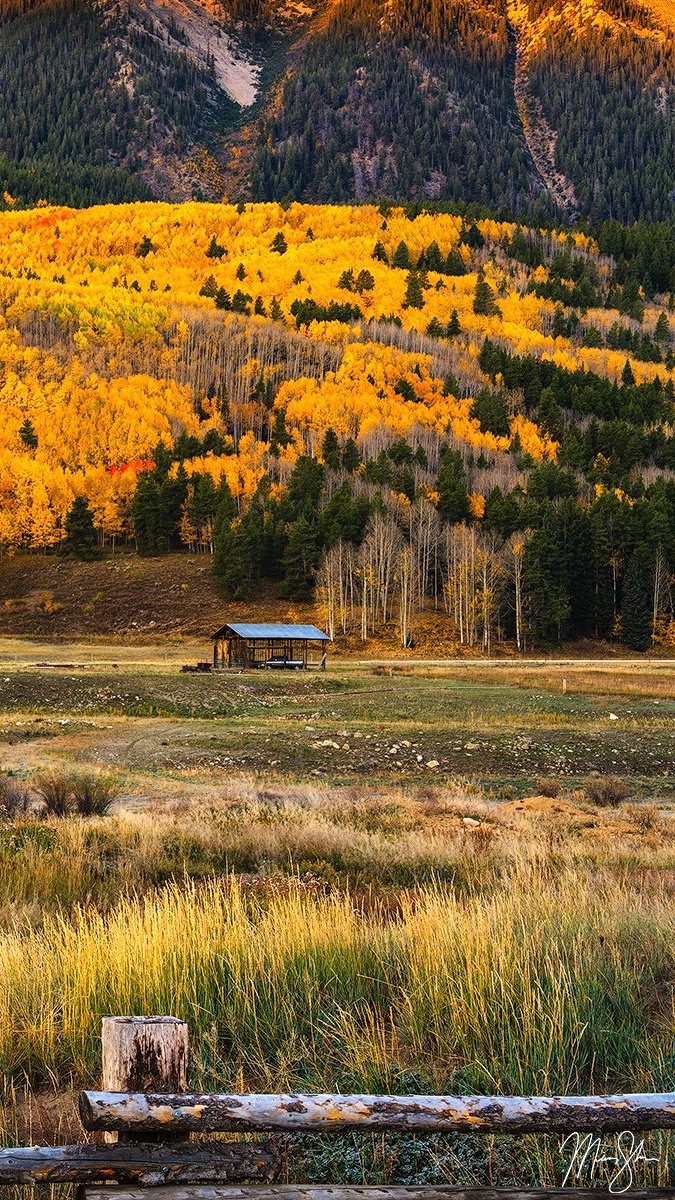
[392,241,411,269]
[62,496,96,559]
[655,312,670,344]
[552,304,568,338]
[445,249,466,276]
[404,273,424,309]
[269,409,292,457]
[621,550,651,651]
[447,309,461,337]
[206,235,225,259]
[280,515,319,599]
[342,437,361,472]
[18,418,38,448]
[621,359,636,386]
[473,269,499,316]
[321,427,341,470]
[436,448,469,523]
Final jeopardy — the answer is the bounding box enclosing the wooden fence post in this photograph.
[102,1016,189,1143]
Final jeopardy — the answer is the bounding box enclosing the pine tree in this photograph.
[18,417,38,448]
[621,359,636,386]
[355,269,375,293]
[206,235,225,259]
[270,296,283,321]
[321,427,341,470]
[232,290,251,314]
[214,504,263,598]
[372,240,388,264]
[473,270,499,316]
[215,287,231,310]
[199,274,218,298]
[280,515,319,599]
[288,455,324,516]
[447,309,461,337]
[445,249,466,276]
[425,316,443,338]
[470,388,509,437]
[552,304,568,338]
[269,409,292,457]
[136,235,155,258]
[342,438,361,472]
[235,262,247,280]
[655,312,671,344]
[403,273,424,309]
[392,241,411,269]
[270,231,287,255]
[62,496,96,559]
[621,550,651,651]
[436,448,469,522]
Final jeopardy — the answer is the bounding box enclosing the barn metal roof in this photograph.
[212,622,330,641]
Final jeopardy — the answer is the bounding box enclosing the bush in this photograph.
[0,776,31,818]
[71,775,119,817]
[35,774,74,817]
[585,775,630,808]
[538,778,560,798]
[626,803,661,833]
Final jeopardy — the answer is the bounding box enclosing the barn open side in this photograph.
[211,623,330,670]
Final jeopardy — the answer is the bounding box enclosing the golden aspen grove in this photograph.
[1,199,675,648]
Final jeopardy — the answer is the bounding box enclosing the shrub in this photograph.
[626,803,661,833]
[585,775,630,808]
[538,778,560,798]
[35,774,74,817]
[71,775,119,817]
[0,776,31,818]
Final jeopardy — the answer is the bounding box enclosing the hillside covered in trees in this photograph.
[1,200,674,652]
[1,0,675,221]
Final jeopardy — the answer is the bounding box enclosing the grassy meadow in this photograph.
[0,648,674,1187]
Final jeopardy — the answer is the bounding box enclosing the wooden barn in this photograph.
[212,622,330,670]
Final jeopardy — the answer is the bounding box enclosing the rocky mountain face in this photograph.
[0,0,674,220]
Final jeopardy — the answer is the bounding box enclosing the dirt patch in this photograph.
[503,794,592,821]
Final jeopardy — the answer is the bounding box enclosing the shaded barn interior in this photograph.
[212,623,330,670]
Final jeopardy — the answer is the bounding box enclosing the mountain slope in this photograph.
[510,0,675,223]
[0,0,259,205]
[1,0,675,219]
[251,0,553,217]
[251,0,675,222]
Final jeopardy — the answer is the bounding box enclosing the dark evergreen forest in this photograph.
[0,0,219,206]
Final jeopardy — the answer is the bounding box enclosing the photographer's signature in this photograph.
[560,1131,662,1193]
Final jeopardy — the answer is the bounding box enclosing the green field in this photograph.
[0,655,673,795]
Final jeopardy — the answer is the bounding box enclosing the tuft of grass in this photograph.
[585,775,631,807]
[0,777,31,819]
[70,775,119,817]
[34,774,73,817]
[537,778,560,798]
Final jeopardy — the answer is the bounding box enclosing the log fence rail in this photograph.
[1,1017,674,1196]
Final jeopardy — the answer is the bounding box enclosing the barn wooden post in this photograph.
[102,1016,188,1144]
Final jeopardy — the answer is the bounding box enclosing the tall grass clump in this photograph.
[0,871,671,1096]
[70,775,119,817]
